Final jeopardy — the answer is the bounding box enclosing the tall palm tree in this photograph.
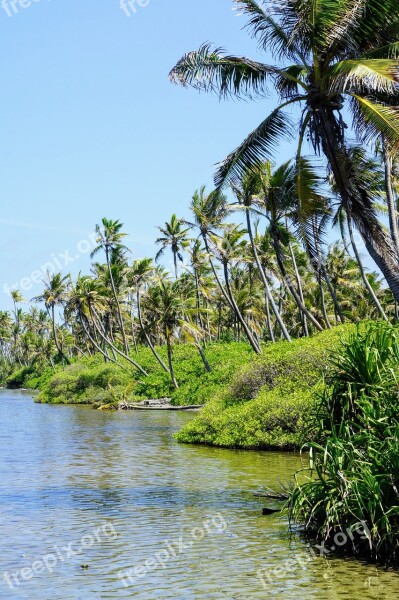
[34,273,71,364]
[230,168,291,341]
[211,224,262,353]
[189,187,234,312]
[129,258,171,374]
[155,214,190,279]
[170,0,399,300]
[91,218,130,355]
[253,161,324,331]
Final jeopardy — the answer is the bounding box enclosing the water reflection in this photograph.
[1,390,399,599]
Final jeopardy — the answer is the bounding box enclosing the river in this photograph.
[1,390,399,599]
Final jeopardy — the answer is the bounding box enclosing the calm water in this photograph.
[1,391,399,599]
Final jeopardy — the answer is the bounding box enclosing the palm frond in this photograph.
[234,0,304,61]
[170,43,276,99]
[328,59,399,95]
[350,95,399,150]
[365,41,399,59]
[214,104,296,188]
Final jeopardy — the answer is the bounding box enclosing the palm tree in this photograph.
[155,214,190,278]
[332,147,389,320]
[189,187,234,312]
[129,258,171,374]
[91,218,130,355]
[252,161,324,332]
[211,224,262,353]
[34,273,71,364]
[170,0,399,300]
[150,280,180,388]
[230,168,291,341]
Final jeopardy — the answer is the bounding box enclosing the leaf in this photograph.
[214,105,295,188]
[327,59,399,95]
[169,43,276,99]
[351,95,399,150]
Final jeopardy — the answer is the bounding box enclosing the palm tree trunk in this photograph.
[383,140,399,255]
[317,276,332,329]
[202,234,234,311]
[321,265,344,324]
[173,252,178,279]
[288,240,308,337]
[194,270,204,330]
[347,217,388,321]
[272,235,323,332]
[245,209,291,341]
[136,289,170,374]
[311,217,343,324]
[105,246,130,355]
[50,305,71,364]
[195,342,212,373]
[265,294,275,343]
[319,109,399,301]
[223,261,262,354]
[165,331,178,389]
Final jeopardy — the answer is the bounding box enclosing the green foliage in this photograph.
[37,361,132,405]
[289,322,399,561]
[175,387,317,449]
[6,366,35,389]
[176,325,354,449]
[37,342,254,408]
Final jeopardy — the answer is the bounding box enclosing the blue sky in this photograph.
[0,0,367,311]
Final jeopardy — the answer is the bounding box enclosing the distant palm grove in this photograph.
[2,0,399,383]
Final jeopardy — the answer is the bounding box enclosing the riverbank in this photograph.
[4,324,354,450]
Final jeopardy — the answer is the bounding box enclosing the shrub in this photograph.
[37,342,255,408]
[6,366,35,389]
[38,361,132,404]
[289,322,399,562]
[176,325,353,449]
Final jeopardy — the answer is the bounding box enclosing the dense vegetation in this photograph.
[289,322,399,562]
[33,343,254,409]
[175,325,352,449]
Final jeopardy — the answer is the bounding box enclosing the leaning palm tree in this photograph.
[230,168,291,341]
[129,258,171,375]
[189,187,234,312]
[211,224,262,353]
[91,218,130,355]
[170,0,399,300]
[155,214,190,279]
